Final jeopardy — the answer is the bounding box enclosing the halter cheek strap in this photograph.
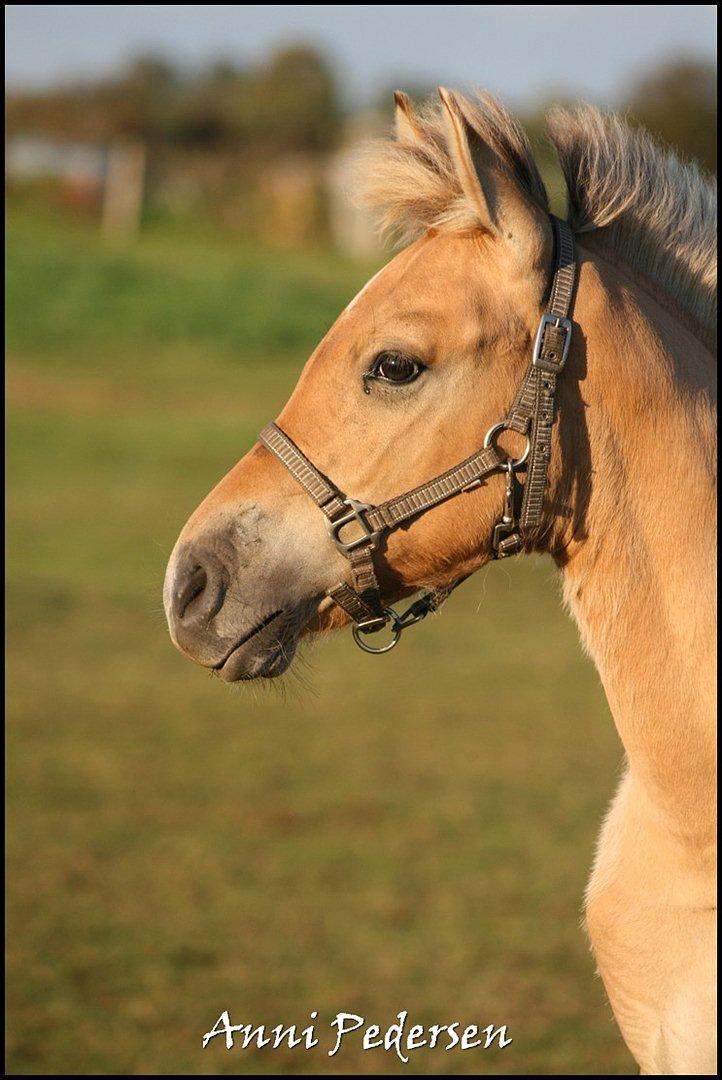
[496,215,576,553]
[259,215,576,652]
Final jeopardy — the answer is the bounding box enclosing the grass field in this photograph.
[6,204,634,1075]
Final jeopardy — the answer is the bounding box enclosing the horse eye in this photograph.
[372,352,422,384]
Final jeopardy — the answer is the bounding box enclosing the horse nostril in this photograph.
[176,565,208,619]
[169,546,228,632]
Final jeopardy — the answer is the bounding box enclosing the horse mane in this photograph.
[356,90,717,341]
[548,105,716,339]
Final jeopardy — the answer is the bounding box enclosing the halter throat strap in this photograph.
[259,215,576,646]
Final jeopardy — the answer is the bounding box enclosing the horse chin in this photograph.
[209,596,330,678]
[213,600,322,682]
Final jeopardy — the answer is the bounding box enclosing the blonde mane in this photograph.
[356,91,717,341]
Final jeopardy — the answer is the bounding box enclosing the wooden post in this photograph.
[101,140,146,241]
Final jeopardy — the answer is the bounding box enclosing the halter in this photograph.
[260,215,576,654]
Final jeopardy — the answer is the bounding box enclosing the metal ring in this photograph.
[352,608,403,654]
[483,421,530,469]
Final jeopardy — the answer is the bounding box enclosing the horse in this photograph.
[163,89,717,1074]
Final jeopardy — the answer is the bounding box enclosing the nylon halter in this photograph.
[260,215,577,653]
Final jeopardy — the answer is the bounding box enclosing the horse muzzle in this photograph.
[163,516,318,681]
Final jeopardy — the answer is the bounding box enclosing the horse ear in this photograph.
[438,87,496,229]
[438,87,548,267]
[394,90,425,145]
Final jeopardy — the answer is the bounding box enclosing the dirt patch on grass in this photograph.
[5,356,282,423]
[6,358,145,415]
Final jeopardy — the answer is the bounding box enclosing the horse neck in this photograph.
[548,248,716,835]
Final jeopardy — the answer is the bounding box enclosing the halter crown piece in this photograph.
[260,215,577,654]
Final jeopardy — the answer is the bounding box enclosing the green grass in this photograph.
[6,204,634,1075]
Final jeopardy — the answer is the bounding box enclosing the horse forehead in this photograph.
[342,264,388,315]
[342,233,480,320]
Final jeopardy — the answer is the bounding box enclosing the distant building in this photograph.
[6,134,106,203]
[7,133,145,238]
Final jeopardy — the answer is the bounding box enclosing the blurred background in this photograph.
[5,5,716,1075]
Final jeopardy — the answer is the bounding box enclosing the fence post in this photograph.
[101,140,146,240]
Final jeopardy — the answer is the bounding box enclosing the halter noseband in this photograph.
[259,215,576,653]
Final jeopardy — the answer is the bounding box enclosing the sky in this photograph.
[5,5,717,109]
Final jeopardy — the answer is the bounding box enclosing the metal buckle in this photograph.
[327,499,380,554]
[532,314,572,372]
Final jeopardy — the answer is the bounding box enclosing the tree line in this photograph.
[5,47,716,174]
